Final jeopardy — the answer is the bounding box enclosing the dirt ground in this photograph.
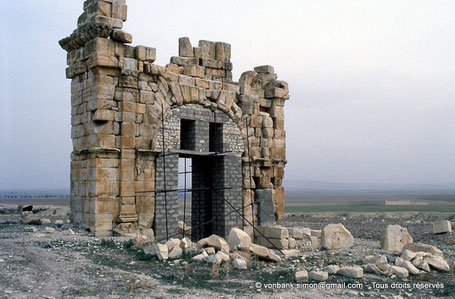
[1,203,454,298]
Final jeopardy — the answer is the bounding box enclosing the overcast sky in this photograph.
[1,0,454,190]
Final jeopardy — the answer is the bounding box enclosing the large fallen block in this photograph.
[380,225,413,252]
[321,223,354,250]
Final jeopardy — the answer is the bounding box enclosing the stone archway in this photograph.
[60,0,290,237]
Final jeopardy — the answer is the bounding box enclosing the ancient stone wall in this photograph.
[60,0,289,237]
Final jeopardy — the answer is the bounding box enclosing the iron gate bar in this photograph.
[213,110,218,235]
[158,150,233,158]
[182,157,188,238]
[155,186,232,193]
[135,187,232,194]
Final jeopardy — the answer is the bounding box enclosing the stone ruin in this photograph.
[59,0,290,240]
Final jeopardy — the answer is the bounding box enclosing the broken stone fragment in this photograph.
[192,254,205,262]
[153,243,168,260]
[228,228,251,251]
[425,256,450,272]
[401,249,416,261]
[296,235,319,251]
[168,246,183,259]
[248,243,269,259]
[364,264,383,275]
[395,257,404,267]
[40,219,52,225]
[179,237,192,249]
[215,251,230,262]
[232,258,247,269]
[322,265,340,274]
[112,29,132,43]
[338,266,363,279]
[295,270,309,282]
[391,266,409,278]
[380,225,413,252]
[53,220,63,226]
[197,237,209,248]
[321,223,354,250]
[164,238,181,252]
[254,65,275,74]
[204,254,222,264]
[363,255,385,265]
[206,235,229,252]
[204,247,216,255]
[401,260,420,275]
[309,271,328,282]
[267,250,282,263]
[402,243,443,257]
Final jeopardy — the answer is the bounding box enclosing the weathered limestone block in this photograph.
[179,37,193,57]
[112,29,132,43]
[215,42,231,61]
[135,46,156,62]
[295,270,309,282]
[228,228,251,251]
[380,225,413,252]
[433,220,452,234]
[321,223,354,250]
[254,65,274,74]
[199,40,216,59]
[255,188,275,225]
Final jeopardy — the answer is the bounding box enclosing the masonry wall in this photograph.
[60,0,290,237]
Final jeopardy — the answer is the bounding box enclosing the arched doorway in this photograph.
[154,104,244,241]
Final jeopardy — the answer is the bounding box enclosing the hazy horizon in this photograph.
[1,0,454,190]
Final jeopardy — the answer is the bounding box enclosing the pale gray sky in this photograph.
[1,0,454,190]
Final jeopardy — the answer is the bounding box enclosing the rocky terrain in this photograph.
[1,203,454,298]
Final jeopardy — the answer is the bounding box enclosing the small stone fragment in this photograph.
[232,258,247,269]
[338,266,363,279]
[295,270,309,282]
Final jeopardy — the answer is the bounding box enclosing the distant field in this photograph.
[285,203,455,213]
